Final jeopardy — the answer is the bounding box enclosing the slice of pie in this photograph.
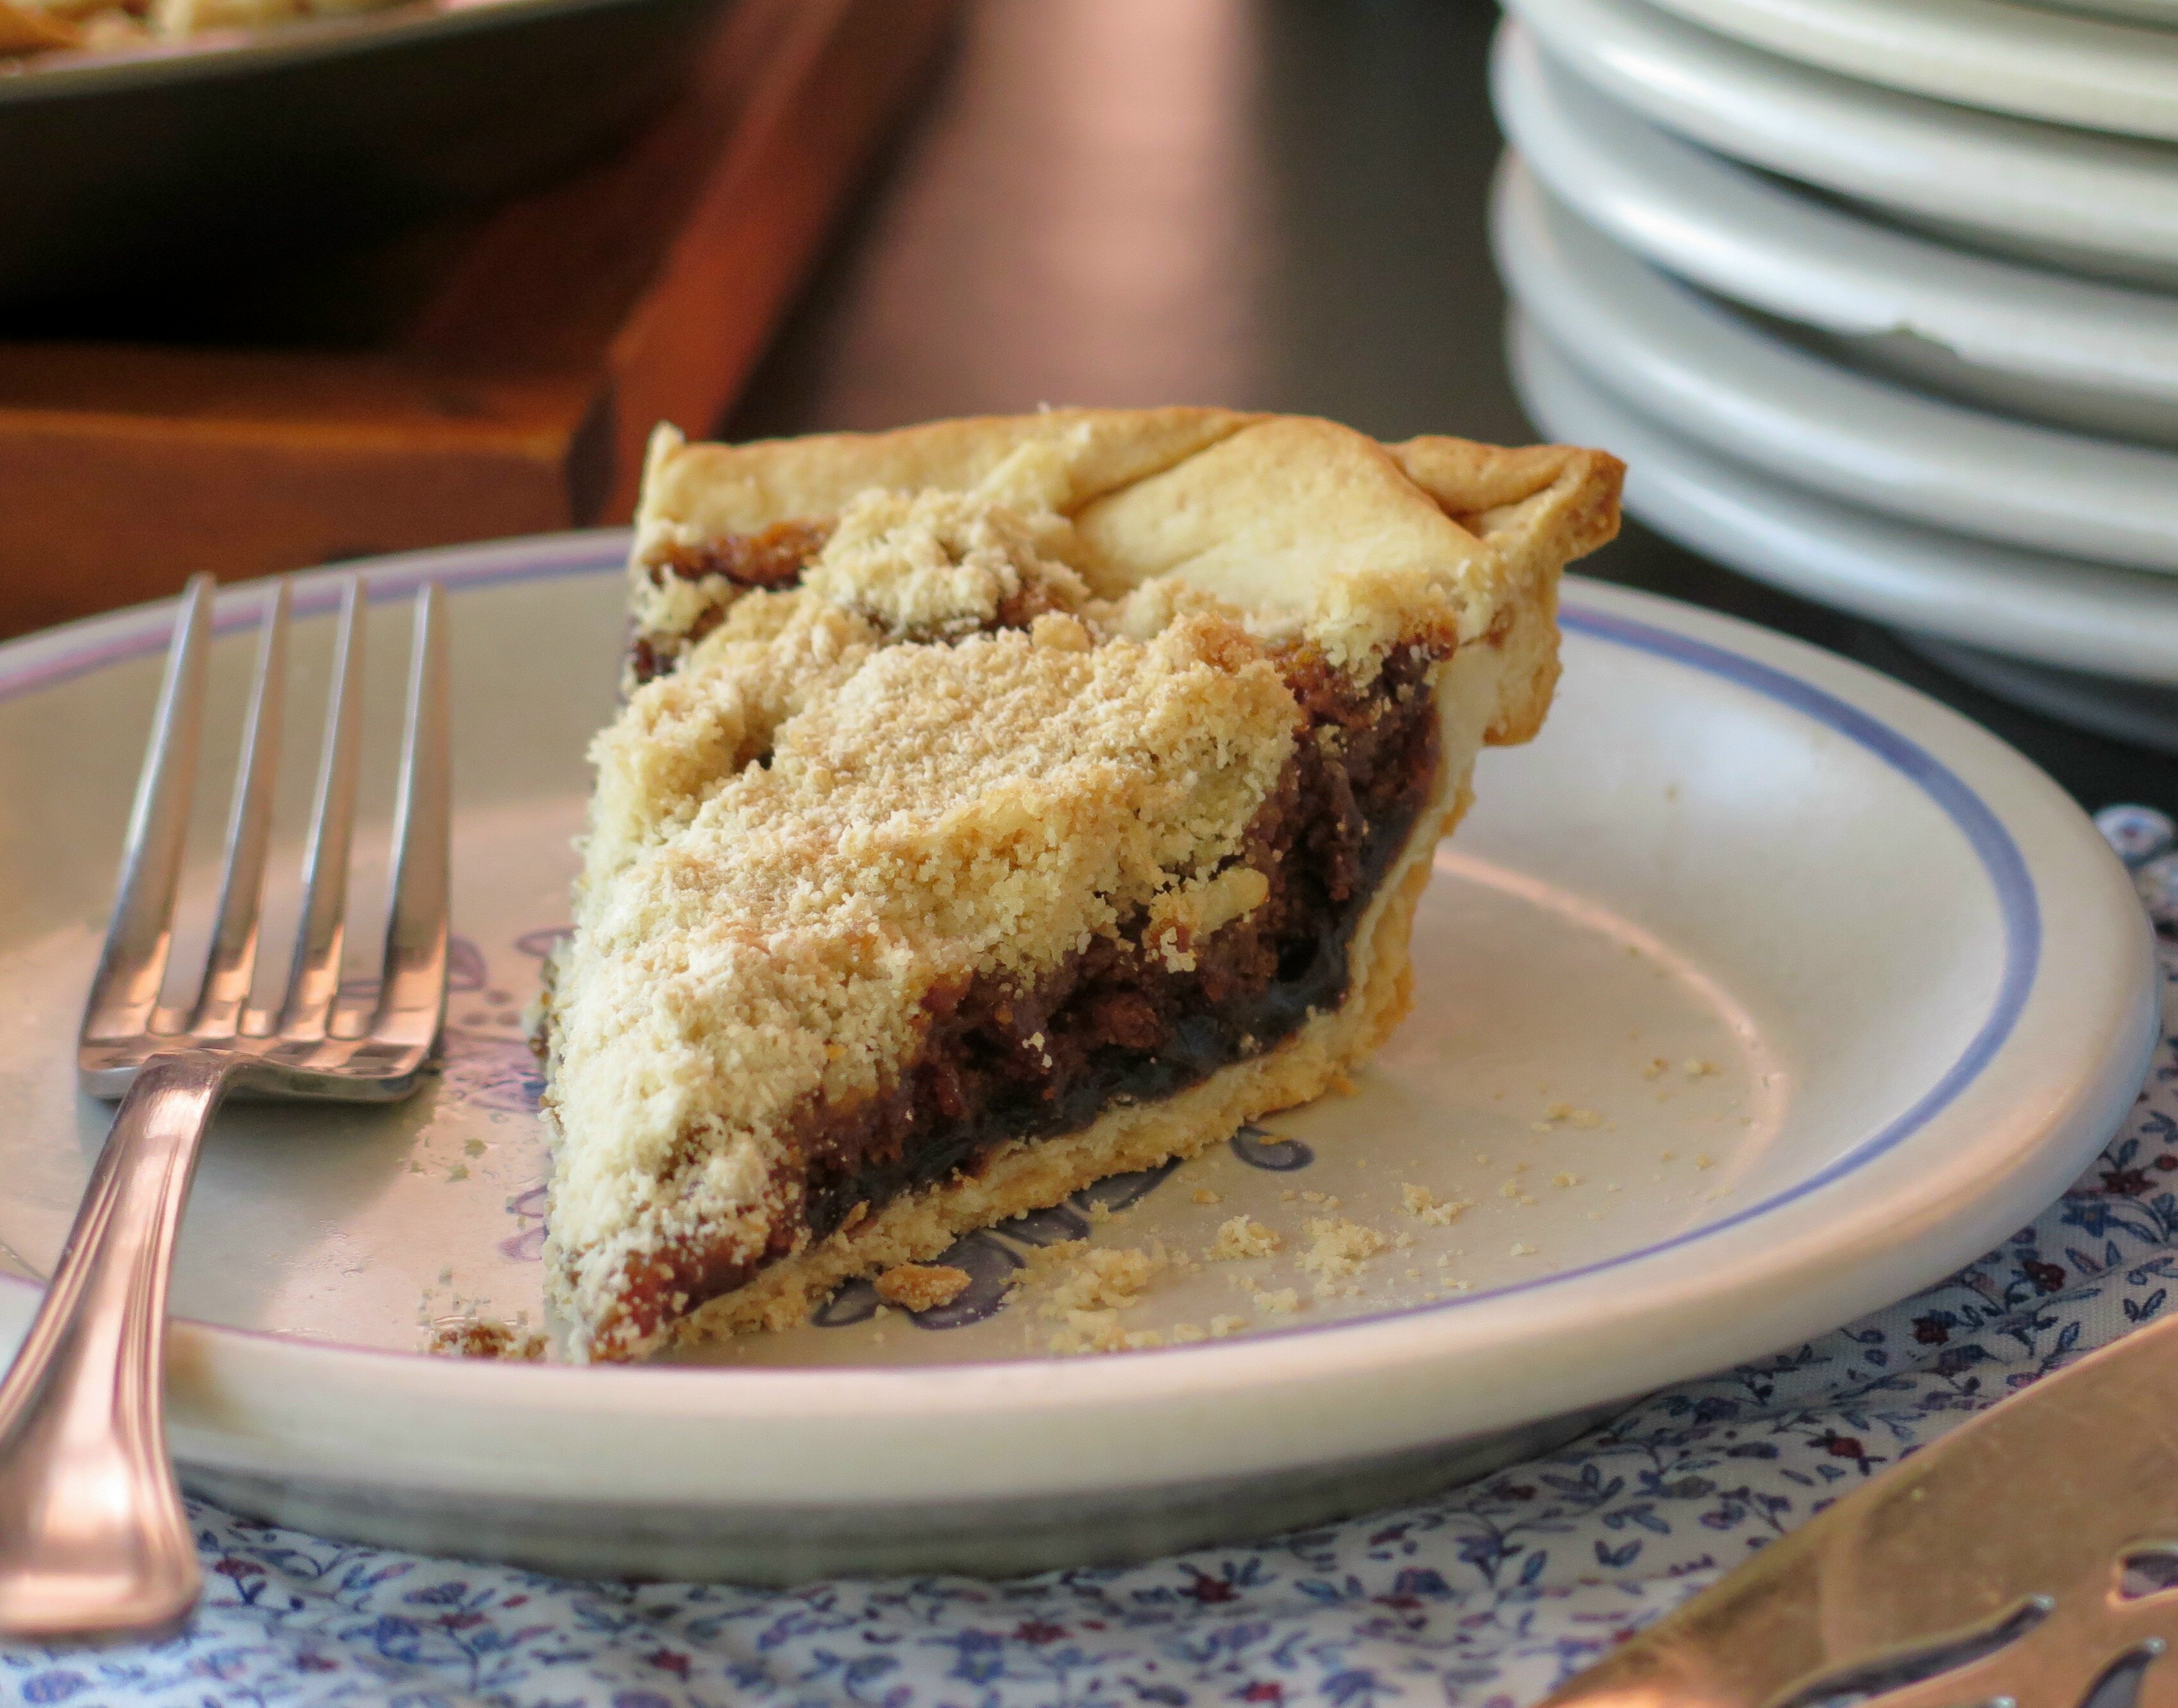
[536,408,1622,1362]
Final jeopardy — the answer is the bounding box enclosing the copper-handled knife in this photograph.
[1539,1302,2178,1708]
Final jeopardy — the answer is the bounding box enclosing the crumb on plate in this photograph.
[874,1263,973,1312]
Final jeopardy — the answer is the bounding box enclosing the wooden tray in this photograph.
[0,0,956,638]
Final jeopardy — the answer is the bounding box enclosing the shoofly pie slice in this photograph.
[536,409,1622,1361]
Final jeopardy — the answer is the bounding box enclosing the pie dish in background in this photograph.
[0,0,725,316]
[2,0,398,59]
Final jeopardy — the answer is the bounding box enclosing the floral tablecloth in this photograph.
[8,819,2176,1708]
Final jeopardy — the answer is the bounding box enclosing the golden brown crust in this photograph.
[872,1263,973,1313]
[627,410,1623,687]
[636,409,1256,547]
[629,411,1257,663]
[1386,437,1625,747]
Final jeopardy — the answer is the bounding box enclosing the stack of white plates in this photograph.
[1489,0,2178,751]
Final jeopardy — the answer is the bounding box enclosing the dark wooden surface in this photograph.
[0,0,956,638]
[724,0,2178,818]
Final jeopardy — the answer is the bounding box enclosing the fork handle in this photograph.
[0,1049,237,1642]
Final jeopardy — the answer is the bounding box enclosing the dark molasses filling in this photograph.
[795,640,1445,1237]
[628,519,1075,686]
[601,639,1450,1343]
[650,519,834,591]
[631,520,834,684]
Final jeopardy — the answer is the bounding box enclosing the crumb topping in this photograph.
[1400,1183,1472,1226]
[1042,1245,1166,1314]
[1297,1217,1390,1292]
[547,492,1308,1355]
[801,487,1088,641]
[874,1262,973,1312]
[1025,1244,1174,1355]
[426,1315,549,1361]
[1207,1215,1283,1260]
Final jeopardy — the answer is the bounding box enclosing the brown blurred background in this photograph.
[4,0,2170,811]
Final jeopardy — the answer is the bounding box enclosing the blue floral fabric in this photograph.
[7,910,2174,1708]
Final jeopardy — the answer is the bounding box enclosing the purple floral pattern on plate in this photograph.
[436,932,545,1117]
[441,1033,546,1117]
[816,1157,1259,1331]
[498,1186,549,1263]
[1230,1123,1315,1171]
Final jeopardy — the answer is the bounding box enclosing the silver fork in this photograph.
[0,572,450,1645]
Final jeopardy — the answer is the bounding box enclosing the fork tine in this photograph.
[188,580,289,1038]
[273,575,366,1042]
[371,584,450,1050]
[80,576,214,1047]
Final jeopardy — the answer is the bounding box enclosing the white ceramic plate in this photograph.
[2031,0,2178,23]
[1491,155,2178,573]
[1634,0,2178,140]
[0,545,2154,1581]
[1907,639,2178,757]
[1504,0,2178,286]
[1511,315,2178,686]
[1490,22,2178,447]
